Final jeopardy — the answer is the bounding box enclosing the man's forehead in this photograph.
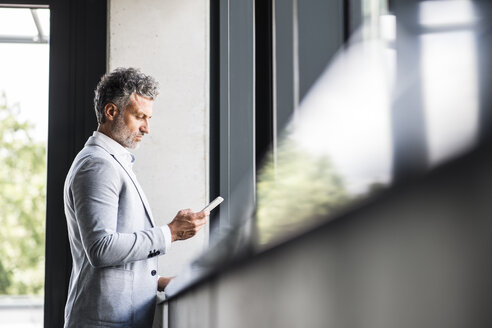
[130,93,153,104]
[128,94,153,113]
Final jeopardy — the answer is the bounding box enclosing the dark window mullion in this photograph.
[255,0,274,169]
[210,0,221,232]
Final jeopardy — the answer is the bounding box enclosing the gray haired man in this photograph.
[63,68,208,327]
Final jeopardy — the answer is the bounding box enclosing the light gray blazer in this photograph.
[64,133,168,328]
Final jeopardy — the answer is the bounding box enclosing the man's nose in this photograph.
[141,119,150,134]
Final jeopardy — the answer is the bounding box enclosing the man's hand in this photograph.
[168,209,209,242]
[157,276,175,291]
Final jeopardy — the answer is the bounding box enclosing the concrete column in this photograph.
[108,0,210,276]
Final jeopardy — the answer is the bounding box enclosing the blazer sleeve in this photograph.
[70,155,168,268]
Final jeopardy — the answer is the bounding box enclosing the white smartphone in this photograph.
[201,196,224,212]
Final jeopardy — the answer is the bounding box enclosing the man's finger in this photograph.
[191,211,207,220]
[196,210,209,219]
[177,209,191,217]
[195,216,208,225]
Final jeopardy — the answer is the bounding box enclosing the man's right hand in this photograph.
[168,209,209,242]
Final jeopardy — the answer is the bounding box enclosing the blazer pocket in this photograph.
[83,268,134,324]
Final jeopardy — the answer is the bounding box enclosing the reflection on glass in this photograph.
[257,27,395,247]
[256,0,481,248]
[419,0,477,28]
[362,0,389,40]
[419,1,479,166]
[256,136,350,246]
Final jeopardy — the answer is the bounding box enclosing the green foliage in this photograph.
[256,135,351,246]
[0,92,46,295]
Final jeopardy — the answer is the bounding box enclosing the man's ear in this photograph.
[104,103,118,121]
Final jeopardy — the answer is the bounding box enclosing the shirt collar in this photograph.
[93,131,135,167]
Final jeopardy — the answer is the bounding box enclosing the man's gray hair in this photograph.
[94,67,159,124]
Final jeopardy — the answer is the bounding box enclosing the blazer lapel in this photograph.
[86,135,156,227]
[111,155,156,227]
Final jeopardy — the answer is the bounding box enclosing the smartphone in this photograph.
[201,196,224,212]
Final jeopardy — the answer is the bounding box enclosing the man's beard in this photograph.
[113,115,142,149]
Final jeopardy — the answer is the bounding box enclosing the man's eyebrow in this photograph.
[136,111,152,118]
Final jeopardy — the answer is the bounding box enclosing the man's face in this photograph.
[112,94,153,149]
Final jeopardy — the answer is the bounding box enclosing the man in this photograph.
[63,67,208,327]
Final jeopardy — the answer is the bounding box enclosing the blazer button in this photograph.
[151,270,157,276]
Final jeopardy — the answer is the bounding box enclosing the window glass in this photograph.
[255,0,482,249]
[419,0,479,166]
[256,0,394,248]
[0,7,50,327]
